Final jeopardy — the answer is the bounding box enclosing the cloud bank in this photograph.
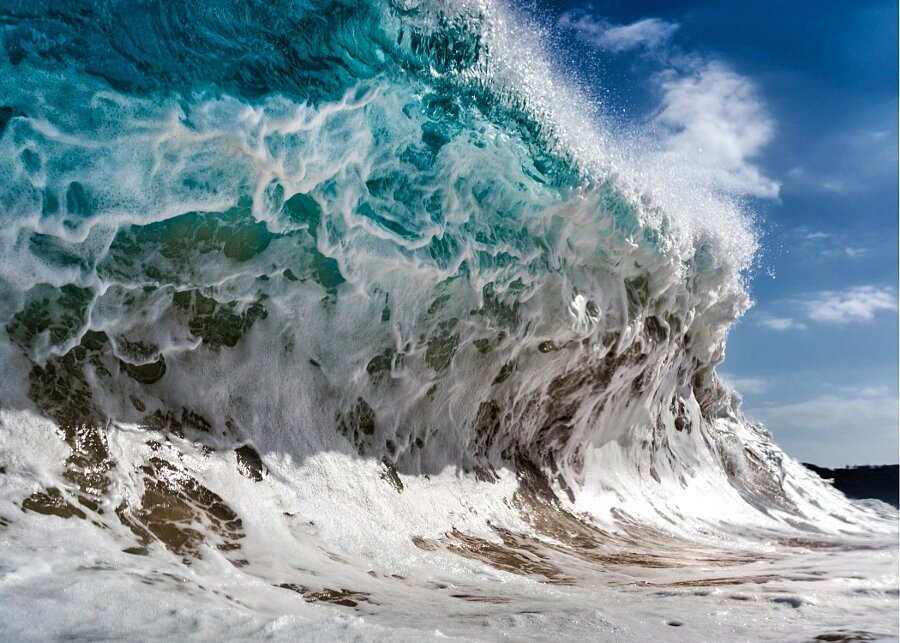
[747,387,899,466]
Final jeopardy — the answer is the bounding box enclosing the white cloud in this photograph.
[651,62,780,198]
[842,247,868,258]
[754,285,895,330]
[788,168,849,194]
[805,286,897,324]
[801,230,831,241]
[758,316,805,331]
[557,13,778,201]
[594,18,679,53]
[558,14,679,53]
[719,374,769,394]
[844,384,892,398]
[795,228,869,260]
[819,179,847,193]
[784,124,898,196]
[848,127,899,163]
[819,246,869,259]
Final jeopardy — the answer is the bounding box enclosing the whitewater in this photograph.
[0,0,896,640]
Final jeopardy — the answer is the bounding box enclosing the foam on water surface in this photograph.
[0,0,896,639]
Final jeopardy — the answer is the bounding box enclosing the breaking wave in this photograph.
[0,0,895,639]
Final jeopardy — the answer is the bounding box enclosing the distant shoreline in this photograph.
[803,463,899,508]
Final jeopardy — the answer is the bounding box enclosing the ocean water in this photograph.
[0,1,896,640]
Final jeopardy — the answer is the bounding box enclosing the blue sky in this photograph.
[537,0,898,466]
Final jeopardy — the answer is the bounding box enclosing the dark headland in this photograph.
[803,463,899,508]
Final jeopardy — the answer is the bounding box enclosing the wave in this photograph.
[0,0,895,639]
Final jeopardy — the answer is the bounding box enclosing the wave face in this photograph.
[0,1,896,640]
